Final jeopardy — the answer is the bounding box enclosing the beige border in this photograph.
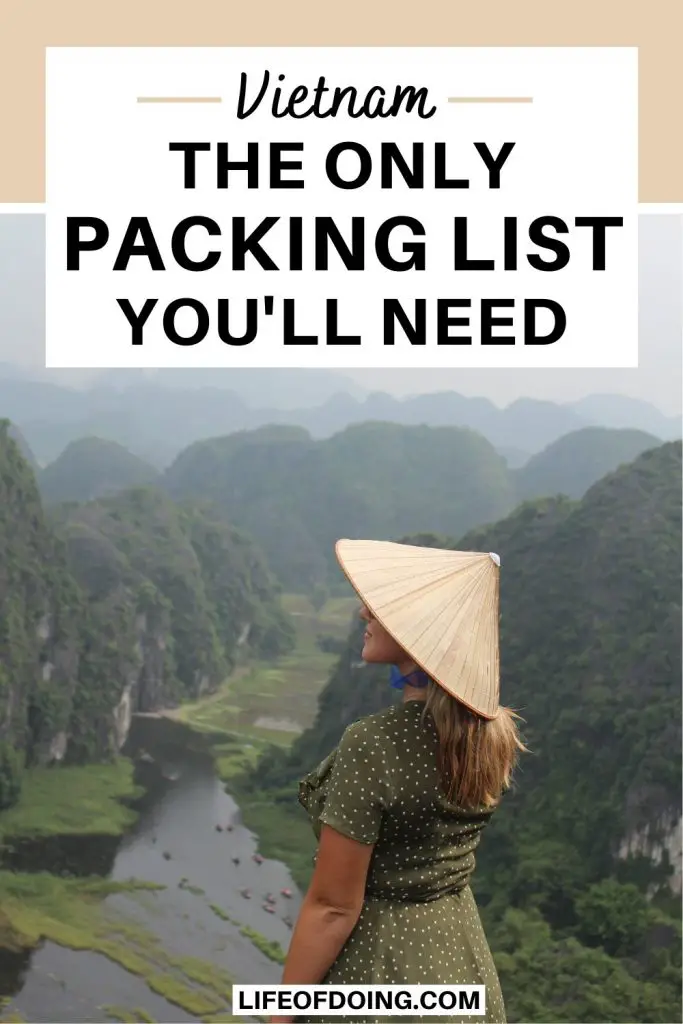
[0,0,680,202]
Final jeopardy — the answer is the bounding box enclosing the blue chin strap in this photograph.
[389,665,430,690]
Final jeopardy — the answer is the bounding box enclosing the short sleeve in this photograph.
[319,719,388,844]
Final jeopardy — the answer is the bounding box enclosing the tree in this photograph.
[0,741,24,810]
[575,878,651,957]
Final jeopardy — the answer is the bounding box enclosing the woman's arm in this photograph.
[270,823,374,1023]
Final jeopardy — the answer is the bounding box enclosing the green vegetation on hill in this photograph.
[56,487,295,762]
[244,442,682,1023]
[514,426,661,501]
[467,443,682,885]
[162,422,517,590]
[40,437,158,504]
[0,420,83,781]
[6,425,38,472]
[181,504,295,663]
[0,420,294,786]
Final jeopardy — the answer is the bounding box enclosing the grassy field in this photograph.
[0,759,142,842]
[175,593,356,744]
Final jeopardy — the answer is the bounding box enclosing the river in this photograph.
[0,715,302,1023]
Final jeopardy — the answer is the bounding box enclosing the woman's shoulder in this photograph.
[346,701,401,729]
[341,702,417,749]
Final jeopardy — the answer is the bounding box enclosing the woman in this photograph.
[271,539,525,1024]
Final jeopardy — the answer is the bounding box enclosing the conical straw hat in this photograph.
[335,539,501,719]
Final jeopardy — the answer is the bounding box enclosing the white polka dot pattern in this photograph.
[298,701,507,1024]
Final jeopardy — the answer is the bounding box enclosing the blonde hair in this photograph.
[422,680,526,809]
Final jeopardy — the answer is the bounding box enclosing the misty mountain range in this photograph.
[0,365,680,468]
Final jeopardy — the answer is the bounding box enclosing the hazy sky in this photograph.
[0,214,680,414]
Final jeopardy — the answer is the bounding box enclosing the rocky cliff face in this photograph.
[618,811,683,897]
[0,420,294,769]
[0,421,82,766]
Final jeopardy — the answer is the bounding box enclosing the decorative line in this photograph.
[447,96,533,104]
[136,97,222,104]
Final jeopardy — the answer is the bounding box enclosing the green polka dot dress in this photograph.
[298,700,507,1024]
